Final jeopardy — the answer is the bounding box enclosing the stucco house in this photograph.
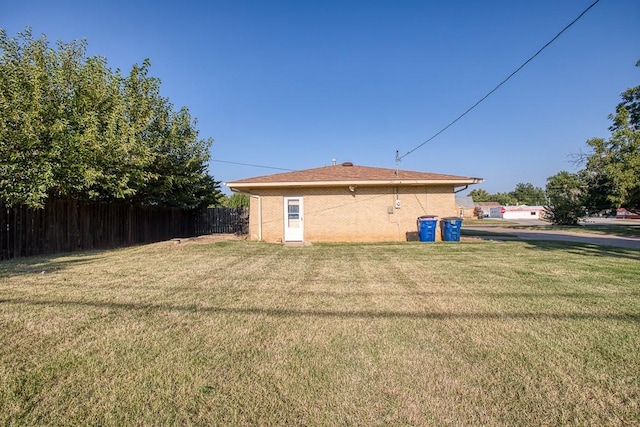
[227,162,483,243]
[455,196,476,219]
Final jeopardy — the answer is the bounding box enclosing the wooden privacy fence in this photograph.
[195,207,249,235]
[0,199,248,260]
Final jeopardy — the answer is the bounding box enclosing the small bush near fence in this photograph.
[0,199,248,260]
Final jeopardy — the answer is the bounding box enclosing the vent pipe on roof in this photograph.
[332,158,337,166]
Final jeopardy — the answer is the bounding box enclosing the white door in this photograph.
[284,197,304,241]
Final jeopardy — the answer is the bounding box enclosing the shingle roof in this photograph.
[227,163,483,189]
[455,196,476,208]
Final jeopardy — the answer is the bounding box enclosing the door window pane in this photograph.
[288,200,300,227]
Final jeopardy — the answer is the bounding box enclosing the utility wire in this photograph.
[399,0,601,161]
[211,159,294,171]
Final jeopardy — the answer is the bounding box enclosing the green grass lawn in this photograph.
[1,239,639,425]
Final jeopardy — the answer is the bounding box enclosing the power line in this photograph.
[399,0,601,161]
[211,159,294,171]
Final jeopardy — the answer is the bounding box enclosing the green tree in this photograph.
[222,193,249,208]
[511,182,546,205]
[135,102,221,209]
[583,61,640,212]
[545,171,586,225]
[468,188,491,202]
[493,192,518,206]
[468,187,536,206]
[0,28,220,209]
[0,28,56,207]
[579,157,617,215]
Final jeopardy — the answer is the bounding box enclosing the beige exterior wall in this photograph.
[458,206,476,219]
[246,185,458,242]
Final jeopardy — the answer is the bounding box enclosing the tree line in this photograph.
[469,183,546,207]
[469,61,639,225]
[0,28,221,209]
[545,61,639,224]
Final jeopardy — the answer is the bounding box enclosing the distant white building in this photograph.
[502,206,545,220]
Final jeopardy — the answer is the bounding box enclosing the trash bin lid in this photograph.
[418,215,438,219]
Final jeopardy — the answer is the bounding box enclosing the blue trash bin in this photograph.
[417,216,438,242]
[441,217,463,242]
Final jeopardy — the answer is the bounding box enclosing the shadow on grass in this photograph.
[463,230,520,238]
[492,239,638,260]
[1,297,638,322]
[518,240,640,260]
[463,230,640,259]
[514,224,640,238]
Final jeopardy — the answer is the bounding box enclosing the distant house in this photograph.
[616,208,640,219]
[227,163,483,243]
[502,206,545,220]
[455,196,476,218]
[474,202,502,218]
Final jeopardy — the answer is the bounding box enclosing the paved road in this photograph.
[463,221,640,250]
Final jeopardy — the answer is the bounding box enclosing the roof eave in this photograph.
[227,178,484,191]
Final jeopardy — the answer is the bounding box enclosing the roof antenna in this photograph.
[395,150,400,176]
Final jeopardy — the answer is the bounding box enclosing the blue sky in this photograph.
[3,0,639,195]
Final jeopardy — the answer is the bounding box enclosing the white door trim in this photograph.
[284,196,304,242]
